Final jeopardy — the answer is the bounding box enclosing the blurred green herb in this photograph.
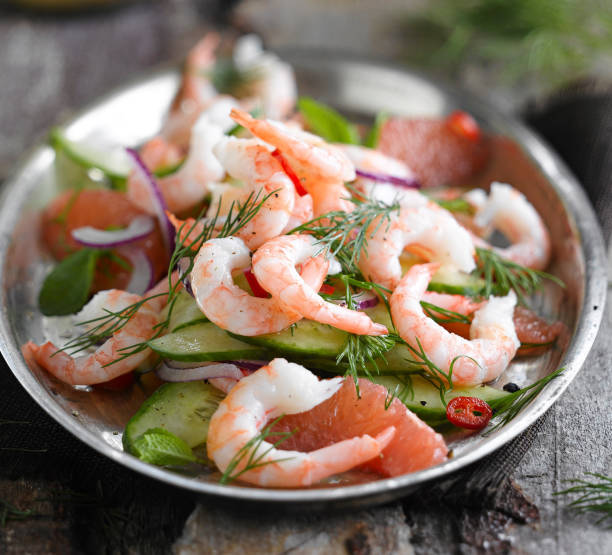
[554,473,612,526]
[404,0,612,87]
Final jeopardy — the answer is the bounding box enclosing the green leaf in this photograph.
[131,428,197,467]
[363,111,389,148]
[298,97,360,144]
[38,249,101,316]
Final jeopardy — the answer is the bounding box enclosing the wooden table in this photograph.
[1,2,610,553]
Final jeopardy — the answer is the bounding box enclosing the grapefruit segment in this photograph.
[272,378,448,477]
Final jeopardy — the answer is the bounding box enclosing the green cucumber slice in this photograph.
[371,374,509,423]
[123,381,224,453]
[231,320,348,358]
[162,290,208,332]
[148,322,270,362]
[428,267,487,296]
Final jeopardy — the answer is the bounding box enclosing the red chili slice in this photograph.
[446,111,481,142]
[93,371,135,391]
[271,149,308,196]
[319,283,335,295]
[445,396,493,430]
[244,268,270,298]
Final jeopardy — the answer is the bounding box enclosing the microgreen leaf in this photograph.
[131,428,198,467]
[38,248,102,316]
[363,111,389,148]
[298,97,361,144]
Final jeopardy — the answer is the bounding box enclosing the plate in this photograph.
[0,54,606,510]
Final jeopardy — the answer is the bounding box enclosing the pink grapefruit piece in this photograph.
[271,377,448,478]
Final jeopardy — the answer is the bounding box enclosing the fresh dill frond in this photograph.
[420,300,472,325]
[485,366,565,434]
[0,499,37,526]
[58,190,273,364]
[554,473,612,527]
[289,191,400,273]
[219,415,296,485]
[474,246,564,305]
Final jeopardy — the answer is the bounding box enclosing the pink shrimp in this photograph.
[207,359,395,487]
[390,263,519,386]
[190,236,329,335]
[229,109,356,217]
[252,234,388,336]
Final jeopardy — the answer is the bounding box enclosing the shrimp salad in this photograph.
[23,34,566,489]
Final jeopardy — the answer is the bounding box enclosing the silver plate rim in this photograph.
[0,54,607,505]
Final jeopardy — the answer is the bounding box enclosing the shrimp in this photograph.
[252,234,388,336]
[128,98,241,215]
[190,236,329,335]
[212,136,296,249]
[338,144,416,205]
[472,182,551,270]
[161,33,221,149]
[282,192,313,233]
[391,263,519,386]
[232,34,297,120]
[229,109,356,217]
[207,358,396,487]
[25,290,162,386]
[358,200,476,290]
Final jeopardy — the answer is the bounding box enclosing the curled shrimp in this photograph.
[391,263,519,386]
[358,199,476,290]
[229,109,356,217]
[472,182,551,270]
[213,136,296,249]
[190,236,329,335]
[252,234,388,336]
[207,358,395,487]
[25,290,164,386]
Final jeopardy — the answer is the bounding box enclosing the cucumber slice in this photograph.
[148,322,270,362]
[232,320,348,358]
[371,374,509,423]
[428,267,487,296]
[50,127,130,189]
[123,381,224,453]
[162,290,208,332]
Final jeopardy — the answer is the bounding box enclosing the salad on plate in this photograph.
[22,33,566,489]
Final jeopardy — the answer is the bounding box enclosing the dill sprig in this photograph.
[554,473,612,527]
[420,300,471,325]
[474,246,564,305]
[289,191,400,272]
[58,190,273,363]
[219,415,296,485]
[0,499,37,526]
[485,366,565,434]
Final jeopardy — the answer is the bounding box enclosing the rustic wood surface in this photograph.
[0,1,610,553]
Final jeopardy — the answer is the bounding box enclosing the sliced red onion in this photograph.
[355,168,421,189]
[223,360,267,371]
[117,246,154,295]
[126,148,175,256]
[156,361,243,382]
[71,215,155,248]
[331,290,379,310]
[176,257,195,297]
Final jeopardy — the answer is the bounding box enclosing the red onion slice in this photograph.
[117,246,154,295]
[177,257,195,298]
[331,290,379,310]
[156,361,244,382]
[126,148,176,256]
[71,215,155,248]
[355,168,421,189]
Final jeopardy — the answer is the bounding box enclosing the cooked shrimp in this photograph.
[129,98,241,215]
[252,234,388,336]
[191,236,329,335]
[391,264,519,386]
[213,136,295,249]
[232,34,297,120]
[473,182,551,270]
[282,192,313,233]
[161,33,221,149]
[358,201,476,290]
[207,358,396,487]
[26,290,162,386]
[229,109,356,217]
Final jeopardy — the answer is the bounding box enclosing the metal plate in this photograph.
[0,55,606,510]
